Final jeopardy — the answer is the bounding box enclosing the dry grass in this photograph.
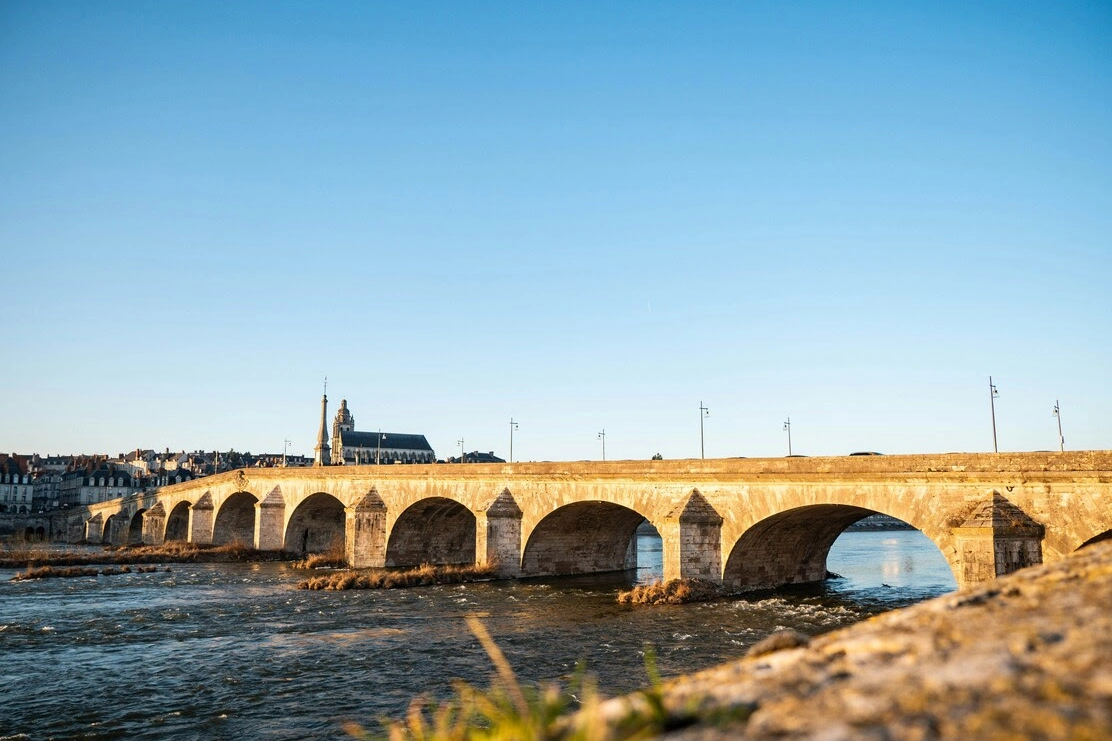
[616,578,725,605]
[0,540,282,569]
[292,546,349,570]
[10,564,169,581]
[11,565,100,580]
[299,563,498,591]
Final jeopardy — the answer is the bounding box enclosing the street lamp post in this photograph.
[699,401,710,459]
[509,418,519,463]
[282,438,291,467]
[1053,400,1064,452]
[783,417,792,456]
[989,376,1000,453]
[376,431,385,465]
[598,429,606,461]
[458,438,465,464]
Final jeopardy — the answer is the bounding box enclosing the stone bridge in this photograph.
[69,451,1112,590]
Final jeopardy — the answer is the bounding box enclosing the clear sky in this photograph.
[2,1,1109,462]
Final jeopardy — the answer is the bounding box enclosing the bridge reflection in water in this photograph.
[71,452,1112,591]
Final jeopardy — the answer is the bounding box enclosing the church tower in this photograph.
[313,390,331,467]
[331,399,355,465]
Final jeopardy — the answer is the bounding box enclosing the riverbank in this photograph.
[583,540,1112,740]
[369,541,1111,740]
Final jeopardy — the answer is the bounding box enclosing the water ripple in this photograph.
[0,532,954,740]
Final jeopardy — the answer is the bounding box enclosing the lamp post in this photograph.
[699,401,710,459]
[1053,400,1064,453]
[376,431,385,465]
[989,376,1000,453]
[509,418,519,463]
[598,429,606,461]
[783,416,792,456]
[458,438,465,464]
[282,438,291,467]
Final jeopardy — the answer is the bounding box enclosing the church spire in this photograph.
[313,379,331,467]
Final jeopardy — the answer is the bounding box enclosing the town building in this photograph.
[32,469,64,511]
[0,456,33,513]
[53,457,191,507]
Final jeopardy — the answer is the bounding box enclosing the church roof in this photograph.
[339,430,434,452]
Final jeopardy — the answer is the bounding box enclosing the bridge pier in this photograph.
[661,490,723,583]
[84,513,103,543]
[953,492,1044,589]
[188,492,214,545]
[476,489,523,578]
[254,486,286,551]
[346,489,387,568]
[142,503,166,546]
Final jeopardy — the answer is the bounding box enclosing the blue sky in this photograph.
[2,1,1109,461]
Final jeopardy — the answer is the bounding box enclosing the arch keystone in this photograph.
[662,489,723,582]
[952,491,1045,589]
[346,487,387,568]
[477,488,522,577]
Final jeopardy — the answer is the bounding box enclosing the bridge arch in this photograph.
[101,514,119,545]
[723,504,959,591]
[164,501,191,542]
[212,492,258,546]
[127,509,146,545]
[385,497,476,567]
[1078,530,1112,550]
[285,492,345,555]
[521,501,650,578]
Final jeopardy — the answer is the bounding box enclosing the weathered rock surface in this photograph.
[601,540,1112,740]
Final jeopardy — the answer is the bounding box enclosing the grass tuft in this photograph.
[292,546,349,570]
[616,579,725,605]
[298,563,498,591]
[10,564,170,581]
[0,540,290,569]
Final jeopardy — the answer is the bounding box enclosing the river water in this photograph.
[0,531,955,740]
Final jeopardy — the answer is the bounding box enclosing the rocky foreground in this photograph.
[593,540,1112,740]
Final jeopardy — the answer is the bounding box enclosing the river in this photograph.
[0,530,955,740]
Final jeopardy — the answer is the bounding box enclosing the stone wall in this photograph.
[586,539,1112,740]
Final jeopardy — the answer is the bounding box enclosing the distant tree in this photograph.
[651,453,663,460]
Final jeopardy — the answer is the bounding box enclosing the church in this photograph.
[313,394,436,466]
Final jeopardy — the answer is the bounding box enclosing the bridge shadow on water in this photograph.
[517,526,954,613]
